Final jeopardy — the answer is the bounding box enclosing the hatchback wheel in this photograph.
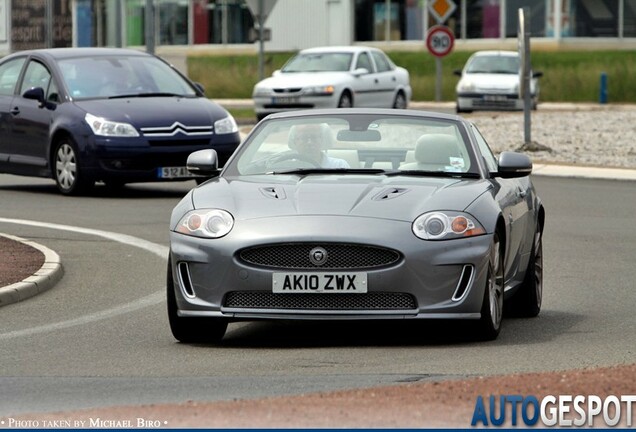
[167,258,228,344]
[54,139,94,195]
[477,233,504,340]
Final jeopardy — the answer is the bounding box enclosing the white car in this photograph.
[252,46,412,120]
[454,51,542,113]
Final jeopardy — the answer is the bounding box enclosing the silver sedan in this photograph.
[167,109,545,343]
[252,46,411,120]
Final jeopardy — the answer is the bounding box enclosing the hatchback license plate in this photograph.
[273,272,367,293]
[157,166,195,179]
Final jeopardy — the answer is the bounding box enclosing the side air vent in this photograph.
[452,265,474,301]
[177,262,196,298]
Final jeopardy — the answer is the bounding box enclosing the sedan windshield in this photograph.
[229,114,480,177]
[281,53,353,72]
[58,55,198,100]
[466,56,519,74]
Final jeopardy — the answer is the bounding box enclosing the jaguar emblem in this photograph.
[309,247,328,266]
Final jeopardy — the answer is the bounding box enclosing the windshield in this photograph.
[281,53,353,72]
[466,55,519,74]
[58,55,198,100]
[227,114,480,177]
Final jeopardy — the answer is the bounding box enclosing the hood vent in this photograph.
[373,188,409,201]
[260,187,286,200]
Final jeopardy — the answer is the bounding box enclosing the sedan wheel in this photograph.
[509,228,543,317]
[393,92,407,109]
[167,258,228,344]
[54,139,94,195]
[477,233,504,340]
[338,92,352,108]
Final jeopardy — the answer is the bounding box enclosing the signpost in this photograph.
[426,0,456,102]
[245,0,278,82]
[518,7,531,144]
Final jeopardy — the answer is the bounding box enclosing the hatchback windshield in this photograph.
[466,55,519,74]
[58,55,198,99]
[229,114,479,177]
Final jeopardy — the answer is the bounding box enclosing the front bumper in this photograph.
[169,215,493,321]
[253,94,338,116]
[457,92,537,111]
[79,132,240,183]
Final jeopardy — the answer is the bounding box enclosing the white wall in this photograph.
[265,0,353,52]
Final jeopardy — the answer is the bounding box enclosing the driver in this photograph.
[289,124,350,168]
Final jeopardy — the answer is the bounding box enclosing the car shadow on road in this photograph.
[211,310,583,348]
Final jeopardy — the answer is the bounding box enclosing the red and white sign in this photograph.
[426,25,455,58]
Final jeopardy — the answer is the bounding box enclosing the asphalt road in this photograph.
[0,173,635,416]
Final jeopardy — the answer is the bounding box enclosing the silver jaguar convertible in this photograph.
[167,109,545,343]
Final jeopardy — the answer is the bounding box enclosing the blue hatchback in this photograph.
[0,48,240,195]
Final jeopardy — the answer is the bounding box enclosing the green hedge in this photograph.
[188,50,636,103]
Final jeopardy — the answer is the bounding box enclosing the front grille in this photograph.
[473,99,517,109]
[273,88,302,93]
[224,291,416,310]
[238,243,401,270]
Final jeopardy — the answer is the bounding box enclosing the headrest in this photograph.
[414,134,460,164]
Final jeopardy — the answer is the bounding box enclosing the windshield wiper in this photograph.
[384,170,481,179]
[108,92,185,99]
[266,168,386,175]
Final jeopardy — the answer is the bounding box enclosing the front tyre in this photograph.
[477,233,504,340]
[338,91,353,108]
[167,258,228,344]
[54,138,94,195]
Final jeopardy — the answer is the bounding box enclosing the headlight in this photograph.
[457,80,475,92]
[214,115,238,134]
[305,85,335,96]
[412,211,485,240]
[252,86,270,97]
[175,209,234,238]
[85,113,139,137]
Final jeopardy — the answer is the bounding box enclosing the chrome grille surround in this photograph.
[238,243,402,270]
[223,291,417,310]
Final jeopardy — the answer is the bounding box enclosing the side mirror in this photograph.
[352,68,369,77]
[194,82,206,94]
[272,70,281,77]
[187,149,220,176]
[453,69,462,77]
[532,71,543,78]
[23,87,46,107]
[495,151,532,178]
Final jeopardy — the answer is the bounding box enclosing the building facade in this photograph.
[2,0,636,55]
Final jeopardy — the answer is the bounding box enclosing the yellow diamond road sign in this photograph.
[429,0,456,24]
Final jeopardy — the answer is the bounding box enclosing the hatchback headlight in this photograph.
[214,115,238,134]
[457,80,475,93]
[175,209,234,238]
[85,113,139,137]
[413,211,485,240]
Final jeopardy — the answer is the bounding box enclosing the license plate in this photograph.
[272,96,299,105]
[273,272,367,293]
[157,166,196,179]
[484,95,507,102]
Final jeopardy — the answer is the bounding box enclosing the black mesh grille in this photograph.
[238,243,401,270]
[224,291,416,310]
